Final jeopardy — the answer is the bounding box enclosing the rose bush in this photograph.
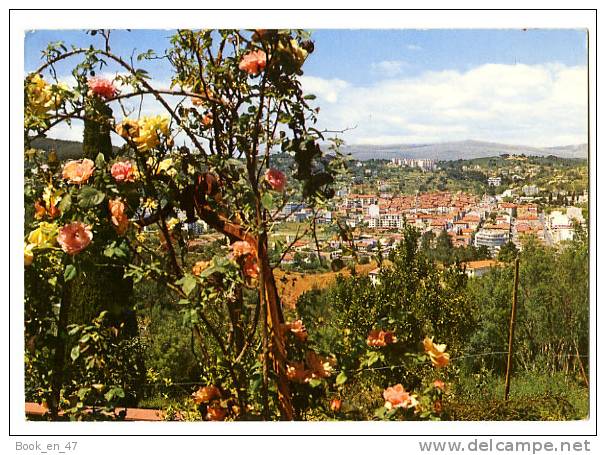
[24,29,346,421]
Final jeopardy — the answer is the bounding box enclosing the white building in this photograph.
[474,229,509,255]
[488,176,502,187]
[522,185,539,196]
[548,211,575,243]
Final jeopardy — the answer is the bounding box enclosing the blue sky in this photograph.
[25,29,588,147]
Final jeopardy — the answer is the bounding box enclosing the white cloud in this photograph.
[46,120,84,142]
[46,63,588,149]
[406,44,422,51]
[303,63,588,147]
[371,60,410,78]
[300,76,349,104]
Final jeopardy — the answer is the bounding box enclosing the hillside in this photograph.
[342,140,588,161]
[29,137,120,161]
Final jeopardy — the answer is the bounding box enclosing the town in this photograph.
[180,152,588,279]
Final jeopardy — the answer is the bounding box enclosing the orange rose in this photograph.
[423,336,450,368]
[430,353,450,368]
[243,255,259,278]
[434,399,443,413]
[383,384,418,410]
[192,385,221,405]
[282,319,308,342]
[230,240,256,258]
[306,351,336,379]
[202,113,213,126]
[238,50,267,76]
[366,329,397,347]
[62,159,95,184]
[206,405,228,421]
[35,200,61,220]
[57,222,93,255]
[108,199,129,236]
[330,398,342,412]
[286,362,310,384]
[433,379,445,391]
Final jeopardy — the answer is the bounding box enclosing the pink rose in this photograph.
[111,160,136,183]
[238,50,267,76]
[87,77,117,99]
[57,222,93,255]
[265,168,286,192]
[62,159,95,185]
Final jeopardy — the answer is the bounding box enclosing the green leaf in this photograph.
[303,94,316,100]
[308,378,322,388]
[77,387,90,400]
[177,274,197,297]
[58,193,72,213]
[367,351,380,367]
[261,192,274,210]
[78,186,105,208]
[335,371,348,386]
[70,345,80,361]
[67,325,81,336]
[64,264,77,282]
[105,387,125,402]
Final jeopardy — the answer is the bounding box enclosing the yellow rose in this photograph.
[158,158,174,175]
[134,116,170,152]
[115,118,140,140]
[26,74,63,116]
[165,217,179,231]
[278,39,308,66]
[24,244,35,267]
[27,222,58,248]
[42,185,63,208]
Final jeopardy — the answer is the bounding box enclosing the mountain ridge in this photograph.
[341,140,588,161]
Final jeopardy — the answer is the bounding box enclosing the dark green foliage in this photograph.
[61,104,143,406]
[466,232,589,376]
[140,304,203,386]
[82,102,114,160]
[297,225,472,406]
[421,230,490,264]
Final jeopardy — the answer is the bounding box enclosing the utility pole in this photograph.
[504,257,520,400]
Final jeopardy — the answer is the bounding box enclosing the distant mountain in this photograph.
[29,137,119,161]
[341,140,588,161]
[31,137,588,162]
